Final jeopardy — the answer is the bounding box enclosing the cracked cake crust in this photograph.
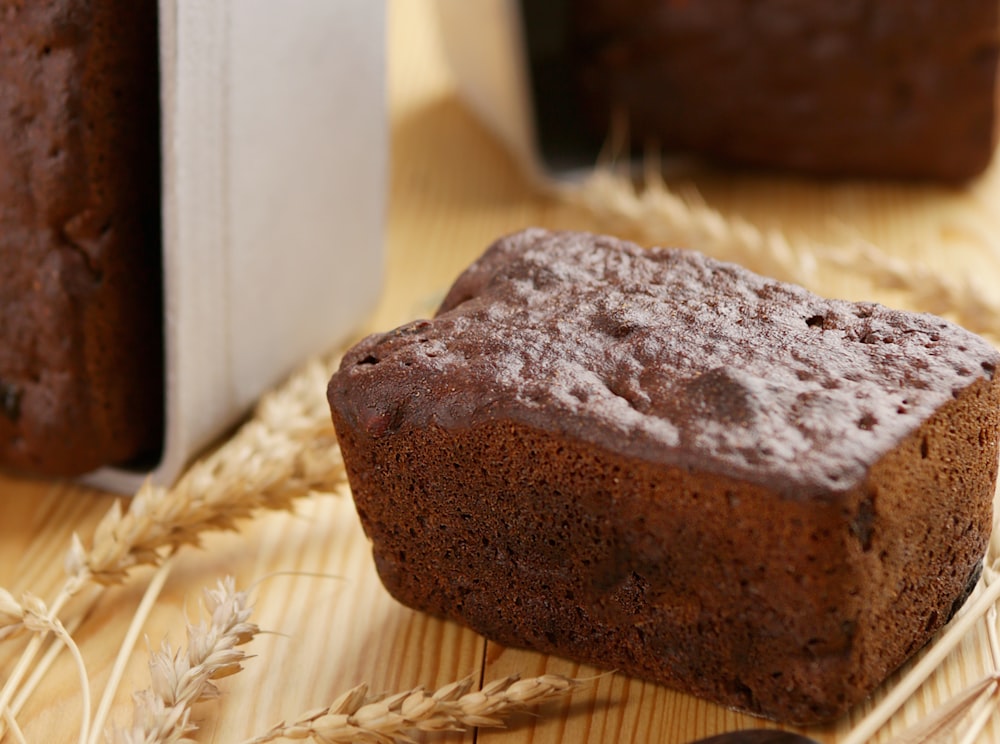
[329,228,1000,723]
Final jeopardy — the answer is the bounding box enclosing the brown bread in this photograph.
[329,229,1000,723]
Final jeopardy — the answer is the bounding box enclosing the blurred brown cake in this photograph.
[559,0,1000,180]
[0,1,163,476]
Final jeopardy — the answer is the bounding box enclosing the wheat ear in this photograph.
[66,358,345,589]
[564,169,1000,340]
[108,577,259,744]
[244,673,585,744]
[0,588,26,643]
[0,357,346,739]
[88,560,176,744]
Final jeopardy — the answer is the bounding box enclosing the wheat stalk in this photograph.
[243,673,585,744]
[108,577,259,744]
[1,710,26,744]
[840,548,1000,744]
[104,573,585,744]
[66,359,344,589]
[0,357,346,740]
[89,561,177,744]
[0,587,95,744]
[16,593,93,744]
[0,588,26,643]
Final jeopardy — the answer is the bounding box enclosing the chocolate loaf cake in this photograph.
[0,2,163,475]
[328,229,1000,724]
[555,0,1000,180]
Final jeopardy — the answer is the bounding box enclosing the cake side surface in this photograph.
[328,228,1000,723]
[567,0,1000,180]
[334,397,995,723]
[0,1,163,475]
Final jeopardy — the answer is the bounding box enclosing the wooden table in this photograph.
[4,2,1000,741]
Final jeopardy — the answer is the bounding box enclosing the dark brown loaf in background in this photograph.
[0,1,163,475]
[564,0,1000,180]
[329,228,1000,724]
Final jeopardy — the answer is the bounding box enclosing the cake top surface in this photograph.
[330,229,999,495]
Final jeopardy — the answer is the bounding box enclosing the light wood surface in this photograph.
[4,2,1000,742]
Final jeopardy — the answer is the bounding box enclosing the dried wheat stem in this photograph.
[0,587,25,642]
[885,675,997,744]
[109,577,259,744]
[20,594,92,744]
[564,169,1000,341]
[844,577,1000,744]
[67,360,345,588]
[88,559,176,744]
[954,606,1000,744]
[244,673,585,744]
[1,710,26,744]
[8,602,91,730]
[2,357,342,742]
[987,604,1000,672]
[561,169,822,286]
[882,554,1000,743]
[0,588,75,735]
[955,688,998,744]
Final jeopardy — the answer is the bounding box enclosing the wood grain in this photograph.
[2,1,1000,741]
